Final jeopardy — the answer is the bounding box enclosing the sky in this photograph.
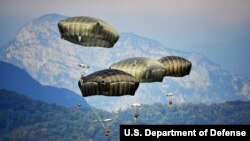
[0,0,250,79]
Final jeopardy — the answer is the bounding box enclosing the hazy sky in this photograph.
[1,0,250,78]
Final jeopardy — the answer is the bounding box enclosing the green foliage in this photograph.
[0,89,113,141]
[0,89,250,140]
[122,102,250,125]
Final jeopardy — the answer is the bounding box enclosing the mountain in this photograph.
[0,13,249,111]
[1,89,249,140]
[0,89,110,141]
[0,61,88,107]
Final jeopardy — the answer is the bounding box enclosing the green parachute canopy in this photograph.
[78,69,139,97]
[158,56,192,77]
[58,16,119,47]
[109,57,166,83]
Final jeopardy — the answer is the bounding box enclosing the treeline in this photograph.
[0,89,110,141]
[125,101,250,124]
[0,89,250,140]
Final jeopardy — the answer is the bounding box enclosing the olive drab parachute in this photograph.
[58,16,119,47]
[78,69,139,97]
[158,56,192,77]
[109,57,166,83]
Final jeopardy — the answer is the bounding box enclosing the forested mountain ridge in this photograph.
[1,89,249,140]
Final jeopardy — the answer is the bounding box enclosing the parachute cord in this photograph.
[111,111,119,125]
[89,105,106,129]
[73,45,79,62]
[73,45,85,76]
[107,108,119,126]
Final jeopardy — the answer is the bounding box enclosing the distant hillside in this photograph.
[0,61,88,107]
[131,101,250,124]
[0,89,249,140]
[0,89,110,141]
[0,13,249,111]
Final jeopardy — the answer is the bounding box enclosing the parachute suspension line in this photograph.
[167,78,174,108]
[76,102,110,137]
[131,103,142,124]
[74,46,90,77]
[133,107,139,124]
[89,105,106,128]
[73,45,82,77]
[72,44,80,65]
[112,108,121,122]
[106,108,120,130]
[72,43,85,76]
[103,118,112,137]
[161,82,172,108]
[166,92,174,109]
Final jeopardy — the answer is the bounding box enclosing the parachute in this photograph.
[78,69,139,137]
[78,69,139,97]
[158,56,192,77]
[109,57,166,83]
[77,103,81,108]
[58,16,119,47]
[166,93,175,108]
[131,103,142,124]
[77,63,89,69]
